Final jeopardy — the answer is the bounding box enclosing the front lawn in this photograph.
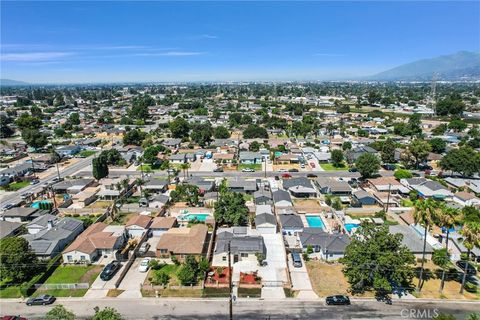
[137,164,161,172]
[77,150,96,158]
[33,265,102,297]
[1,180,30,191]
[238,163,262,171]
[320,163,348,171]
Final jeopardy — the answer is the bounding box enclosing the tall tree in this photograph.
[355,153,380,179]
[0,237,40,283]
[435,206,458,293]
[169,117,190,139]
[92,156,109,180]
[331,149,344,167]
[413,198,437,291]
[381,138,396,164]
[459,222,480,294]
[408,139,432,168]
[342,223,415,298]
[214,192,249,226]
[440,146,480,177]
[21,128,48,149]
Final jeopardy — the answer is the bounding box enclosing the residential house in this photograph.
[253,189,272,205]
[23,217,84,259]
[239,152,263,164]
[52,179,95,194]
[0,220,23,239]
[298,228,351,261]
[352,190,377,207]
[279,214,304,235]
[148,194,170,209]
[125,214,152,238]
[185,177,215,193]
[163,138,182,149]
[143,178,169,193]
[401,178,453,199]
[0,163,31,184]
[168,154,186,164]
[227,179,257,194]
[346,145,379,163]
[315,178,351,196]
[0,207,40,222]
[452,191,480,207]
[255,206,277,234]
[156,224,208,261]
[389,225,434,259]
[150,217,177,237]
[283,177,317,198]
[272,189,293,208]
[62,222,126,263]
[212,227,266,267]
[55,145,81,157]
[368,177,410,194]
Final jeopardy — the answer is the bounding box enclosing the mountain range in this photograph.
[368,51,480,81]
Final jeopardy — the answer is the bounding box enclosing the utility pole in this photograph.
[264,158,267,178]
[228,242,233,320]
[55,162,61,180]
[385,183,391,213]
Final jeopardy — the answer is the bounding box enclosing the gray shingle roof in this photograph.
[215,229,265,255]
[299,228,351,253]
[279,214,303,229]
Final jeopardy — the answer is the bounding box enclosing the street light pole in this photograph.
[228,242,233,320]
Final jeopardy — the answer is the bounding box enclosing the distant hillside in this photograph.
[369,51,480,81]
[0,79,29,86]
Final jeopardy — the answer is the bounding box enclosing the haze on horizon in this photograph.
[1,1,479,84]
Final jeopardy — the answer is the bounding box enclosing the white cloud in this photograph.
[135,51,207,57]
[199,34,218,39]
[1,51,74,62]
[313,53,347,57]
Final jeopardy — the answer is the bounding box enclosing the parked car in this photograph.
[213,167,224,172]
[274,176,280,181]
[1,203,14,211]
[30,179,40,185]
[418,164,433,171]
[20,192,32,200]
[325,295,351,305]
[307,173,318,178]
[288,168,299,172]
[242,168,255,172]
[2,316,27,320]
[278,169,287,173]
[138,258,151,272]
[100,260,121,281]
[382,164,396,171]
[291,252,302,268]
[456,260,477,275]
[348,167,358,172]
[300,163,305,169]
[52,177,64,183]
[139,242,151,255]
[282,173,292,178]
[26,295,56,306]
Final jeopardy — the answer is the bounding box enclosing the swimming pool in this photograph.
[180,213,210,222]
[344,223,360,233]
[306,216,325,229]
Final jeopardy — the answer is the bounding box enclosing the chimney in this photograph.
[47,220,54,230]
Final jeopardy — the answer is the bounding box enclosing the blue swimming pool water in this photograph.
[344,223,360,232]
[306,216,325,228]
[183,213,210,222]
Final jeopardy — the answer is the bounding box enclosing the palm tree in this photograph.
[436,206,458,292]
[180,163,189,179]
[413,198,436,291]
[135,178,145,198]
[459,222,480,294]
[185,162,191,177]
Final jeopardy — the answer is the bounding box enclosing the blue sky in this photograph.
[1,1,479,83]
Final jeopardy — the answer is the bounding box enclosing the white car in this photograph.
[138,258,151,273]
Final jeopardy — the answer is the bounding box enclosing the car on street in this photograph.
[242,168,255,172]
[325,295,351,305]
[288,168,299,172]
[282,173,292,178]
[307,173,318,178]
[456,260,477,275]
[139,242,151,255]
[382,164,396,171]
[1,203,15,211]
[100,260,121,281]
[278,169,287,173]
[30,179,40,185]
[52,177,64,183]
[213,167,224,172]
[138,258,151,272]
[300,163,305,169]
[20,192,33,199]
[26,295,56,306]
[348,167,358,172]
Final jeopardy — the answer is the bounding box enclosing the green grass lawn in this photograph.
[238,163,262,171]
[0,285,23,298]
[33,265,102,297]
[1,180,30,191]
[77,150,96,158]
[137,164,161,172]
[320,163,348,171]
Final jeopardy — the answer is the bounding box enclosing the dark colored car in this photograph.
[382,164,396,171]
[418,164,433,171]
[456,260,477,275]
[307,173,318,178]
[274,176,280,181]
[348,167,358,172]
[213,167,224,172]
[26,295,56,306]
[325,295,351,305]
[100,260,121,281]
[288,168,299,172]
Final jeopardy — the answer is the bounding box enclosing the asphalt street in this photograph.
[1,298,479,320]
[1,155,95,206]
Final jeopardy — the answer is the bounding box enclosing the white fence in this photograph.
[34,283,90,290]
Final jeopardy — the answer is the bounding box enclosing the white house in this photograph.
[125,214,152,238]
[452,191,480,207]
[150,216,177,237]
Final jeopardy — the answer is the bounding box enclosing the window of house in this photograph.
[80,256,86,261]
[222,256,227,261]
[240,253,248,258]
[67,255,72,262]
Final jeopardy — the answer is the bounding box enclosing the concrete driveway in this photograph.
[90,262,126,290]
[117,258,151,298]
[287,253,318,298]
[258,233,288,299]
